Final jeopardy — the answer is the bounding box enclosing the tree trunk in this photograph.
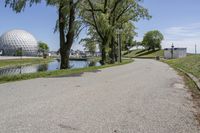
[59,4,68,69]
[100,39,107,65]
[60,47,68,69]
[65,0,76,68]
[59,0,76,69]
[109,37,115,63]
[101,46,106,65]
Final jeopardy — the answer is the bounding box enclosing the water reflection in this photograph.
[0,60,101,77]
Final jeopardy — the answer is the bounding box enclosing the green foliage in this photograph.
[38,42,49,52]
[5,0,41,13]
[81,38,96,55]
[142,30,164,50]
[81,0,151,63]
[38,42,49,58]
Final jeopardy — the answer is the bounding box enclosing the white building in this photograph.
[0,29,38,56]
[164,48,187,59]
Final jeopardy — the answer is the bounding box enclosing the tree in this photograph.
[38,42,49,58]
[5,0,82,69]
[53,0,82,69]
[81,38,96,56]
[80,0,151,64]
[142,30,164,51]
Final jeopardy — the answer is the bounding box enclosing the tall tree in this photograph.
[5,0,82,69]
[81,0,151,64]
[49,0,82,69]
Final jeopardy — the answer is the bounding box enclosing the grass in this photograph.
[87,56,101,62]
[164,55,200,79]
[124,49,164,58]
[0,58,54,69]
[0,59,133,84]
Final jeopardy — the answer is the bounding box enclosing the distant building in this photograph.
[70,49,86,58]
[0,29,38,56]
[129,46,145,51]
[164,48,187,59]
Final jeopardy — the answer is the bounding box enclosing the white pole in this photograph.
[195,44,197,54]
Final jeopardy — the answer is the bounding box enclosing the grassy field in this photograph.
[164,55,200,79]
[124,49,164,58]
[0,59,133,84]
[0,58,53,68]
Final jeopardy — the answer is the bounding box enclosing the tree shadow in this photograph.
[48,69,102,78]
[136,49,160,57]
[136,49,146,54]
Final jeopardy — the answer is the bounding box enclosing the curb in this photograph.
[176,68,200,91]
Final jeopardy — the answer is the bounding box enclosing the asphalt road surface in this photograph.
[0,59,199,133]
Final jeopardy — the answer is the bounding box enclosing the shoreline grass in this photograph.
[0,58,54,69]
[0,59,133,84]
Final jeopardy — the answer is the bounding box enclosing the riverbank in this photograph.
[0,57,53,69]
[0,59,133,84]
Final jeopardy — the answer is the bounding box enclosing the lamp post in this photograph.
[171,43,174,59]
[19,47,23,74]
[117,28,123,63]
[195,44,197,54]
[20,47,23,60]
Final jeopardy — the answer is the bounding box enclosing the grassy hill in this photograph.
[124,49,164,58]
[165,55,200,79]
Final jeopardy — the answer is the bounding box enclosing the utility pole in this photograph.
[171,43,174,59]
[117,28,122,63]
[119,32,122,63]
[195,44,197,54]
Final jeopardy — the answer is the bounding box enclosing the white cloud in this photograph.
[165,23,200,38]
[163,23,200,53]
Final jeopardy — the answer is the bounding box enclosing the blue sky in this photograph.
[1,0,200,53]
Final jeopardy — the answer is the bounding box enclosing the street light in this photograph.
[116,28,123,63]
[171,43,174,59]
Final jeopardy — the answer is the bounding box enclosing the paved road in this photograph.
[0,59,199,133]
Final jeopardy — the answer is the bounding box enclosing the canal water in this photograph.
[0,59,101,77]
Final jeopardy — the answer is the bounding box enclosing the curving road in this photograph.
[0,59,199,133]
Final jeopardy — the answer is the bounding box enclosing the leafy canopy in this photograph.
[142,30,164,50]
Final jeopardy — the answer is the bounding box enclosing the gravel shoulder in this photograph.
[0,59,199,133]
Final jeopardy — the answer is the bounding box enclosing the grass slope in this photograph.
[0,59,133,84]
[164,55,200,78]
[124,49,164,58]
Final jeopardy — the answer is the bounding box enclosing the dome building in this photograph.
[0,29,38,56]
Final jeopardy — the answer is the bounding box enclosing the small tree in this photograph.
[81,38,96,56]
[142,30,164,51]
[16,48,23,56]
[38,42,49,58]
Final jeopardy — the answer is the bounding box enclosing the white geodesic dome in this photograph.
[0,29,38,56]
